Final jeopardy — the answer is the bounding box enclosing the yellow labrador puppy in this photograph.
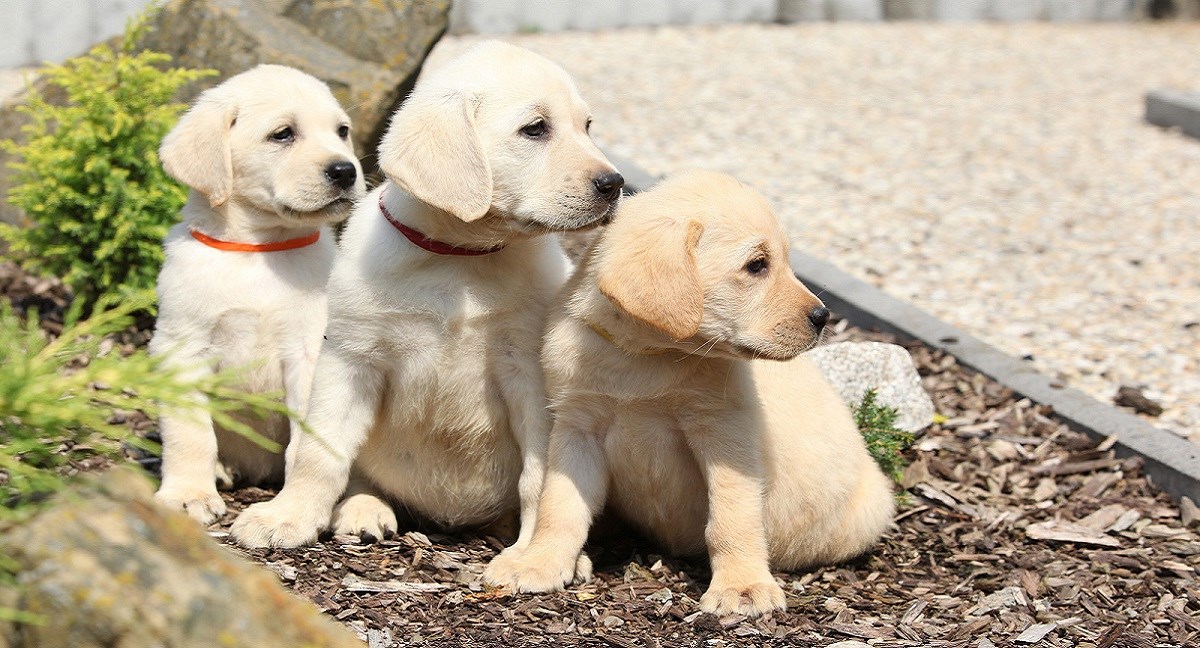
[230,42,624,548]
[484,171,895,617]
[152,65,365,524]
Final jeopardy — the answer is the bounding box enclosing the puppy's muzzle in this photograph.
[592,172,624,203]
[325,160,359,191]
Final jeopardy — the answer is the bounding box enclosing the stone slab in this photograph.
[1146,89,1200,140]
[829,0,884,21]
[779,0,829,21]
[932,0,990,20]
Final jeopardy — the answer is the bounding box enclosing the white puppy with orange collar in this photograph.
[152,65,365,524]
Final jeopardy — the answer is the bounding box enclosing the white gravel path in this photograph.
[428,23,1200,442]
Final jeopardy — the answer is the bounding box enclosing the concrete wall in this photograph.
[4,0,1198,67]
[1,0,147,68]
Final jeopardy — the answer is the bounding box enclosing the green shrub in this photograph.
[0,6,215,311]
[0,293,289,520]
[854,388,915,483]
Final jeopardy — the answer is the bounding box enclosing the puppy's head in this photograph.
[160,64,365,225]
[378,41,622,233]
[595,171,828,361]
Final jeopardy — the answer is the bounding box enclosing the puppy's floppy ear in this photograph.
[377,91,492,222]
[598,217,705,341]
[159,96,237,208]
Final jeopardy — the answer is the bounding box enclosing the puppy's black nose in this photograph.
[592,172,624,202]
[325,161,358,190]
[808,306,831,330]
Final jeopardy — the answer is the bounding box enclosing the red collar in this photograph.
[190,228,320,252]
[379,189,504,257]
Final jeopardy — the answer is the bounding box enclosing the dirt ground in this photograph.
[6,262,1199,647]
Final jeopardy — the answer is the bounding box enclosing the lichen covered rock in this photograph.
[0,468,362,648]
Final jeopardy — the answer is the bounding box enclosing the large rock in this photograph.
[1,0,450,228]
[138,0,450,176]
[0,468,363,648]
[807,341,935,433]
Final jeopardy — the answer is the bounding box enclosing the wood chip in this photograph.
[1025,521,1120,547]
[1032,458,1122,477]
[1015,622,1057,643]
[1180,497,1200,529]
[340,575,450,593]
[1079,504,1130,531]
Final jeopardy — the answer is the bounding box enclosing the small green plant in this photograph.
[854,388,914,483]
[0,5,216,311]
[0,293,290,519]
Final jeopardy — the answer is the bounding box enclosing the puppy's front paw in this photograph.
[156,485,226,526]
[214,462,236,491]
[230,498,325,549]
[700,578,786,617]
[332,493,398,543]
[483,547,579,593]
[573,552,594,585]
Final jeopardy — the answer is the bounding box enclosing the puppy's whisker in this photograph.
[679,335,721,363]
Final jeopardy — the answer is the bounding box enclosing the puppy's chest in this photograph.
[377,291,544,424]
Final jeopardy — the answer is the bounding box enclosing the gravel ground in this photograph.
[423,23,1200,443]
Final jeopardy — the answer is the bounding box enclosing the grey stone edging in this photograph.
[789,251,1200,505]
[1146,89,1200,140]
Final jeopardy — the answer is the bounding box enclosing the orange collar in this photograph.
[189,228,320,252]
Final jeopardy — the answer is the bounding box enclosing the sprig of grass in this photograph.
[853,388,915,483]
[0,292,293,518]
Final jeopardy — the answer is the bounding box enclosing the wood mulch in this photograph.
[5,262,1199,647]
[210,318,1200,648]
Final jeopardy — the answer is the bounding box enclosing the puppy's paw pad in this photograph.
[483,549,575,593]
[155,487,226,526]
[331,494,398,541]
[230,500,323,549]
[700,580,786,617]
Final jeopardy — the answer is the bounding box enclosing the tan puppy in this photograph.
[483,171,895,617]
[152,65,365,524]
[230,42,623,549]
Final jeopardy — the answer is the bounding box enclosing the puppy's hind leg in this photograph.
[331,473,398,543]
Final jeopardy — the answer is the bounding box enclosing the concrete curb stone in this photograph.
[1146,89,1200,140]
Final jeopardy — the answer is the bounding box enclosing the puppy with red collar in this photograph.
[231,42,623,549]
[152,65,364,524]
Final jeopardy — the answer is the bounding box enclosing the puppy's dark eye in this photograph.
[269,127,295,143]
[337,124,350,140]
[586,118,593,133]
[520,119,548,139]
[745,258,769,275]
